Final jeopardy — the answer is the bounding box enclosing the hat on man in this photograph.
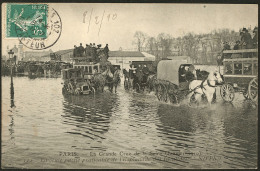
[242,28,247,32]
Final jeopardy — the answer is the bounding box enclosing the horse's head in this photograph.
[209,71,223,84]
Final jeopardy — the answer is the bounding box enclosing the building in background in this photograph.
[23,50,53,61]
[41,49,156,69]
[108,51,155,70]
[6,43,53,62]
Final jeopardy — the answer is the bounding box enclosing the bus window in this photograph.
[94,66,98,72]
[234,63,242,74]
[253,63,258,75]
[225,63,233,74]
[89,66,92,73]
[243,63,252,75]
[81,66,84,71]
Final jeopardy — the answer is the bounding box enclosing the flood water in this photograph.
[1,76,258,169]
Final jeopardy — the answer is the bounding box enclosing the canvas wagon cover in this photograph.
[157,60,190,85]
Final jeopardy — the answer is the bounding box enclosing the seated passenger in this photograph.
[233,41,241,50]
[243,64,252,75]
[234,63,242,74]
[225,65,232,74]
[223,42,231,50]
[252,27,258,48]
[179,66,186,82]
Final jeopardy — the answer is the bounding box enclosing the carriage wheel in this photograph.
[124,80,129,90]
[243,89,250,99]
[91,87,96,94]
[156,84,164,101]
[75,88,80,95]
[220,84,235,102]
[248,77,258,104]
[168,93,179,104]
[161,85,168,102]
[68,83,74,94]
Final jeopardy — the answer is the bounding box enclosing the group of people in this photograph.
[222,27,258,51]
[127,64,150,88]
[219,27,258,63]
[73,43,109,62]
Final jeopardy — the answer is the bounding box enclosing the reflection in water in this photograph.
[62,92,118,140]
[1,77,257,169]
[10,76,15,108]
[156,103,257,168]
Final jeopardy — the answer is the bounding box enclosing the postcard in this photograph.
[1,3,258,169]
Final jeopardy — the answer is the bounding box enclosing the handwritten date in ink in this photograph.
[83,9,118,36]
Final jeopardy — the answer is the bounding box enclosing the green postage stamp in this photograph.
[6,3,48,38]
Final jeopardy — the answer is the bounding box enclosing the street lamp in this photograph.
[8,50,15,107]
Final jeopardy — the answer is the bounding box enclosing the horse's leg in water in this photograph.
[205,89,214,106]
[194,93,202,106]
[111,83,113,93]
[109,83,112,93]
[114,83,117,93]
[101,84,104,92]
[212,89,217,103]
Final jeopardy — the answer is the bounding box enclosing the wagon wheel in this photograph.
[242,89,250,99]
[220,84,235,102]
[91,87,96,94]
[157,84,167,102]
[248,77,258,104]
[156,84,164,101]
[160,85,168,102]
[75,88,80,95]
[168,93,179,104]
[68,83,74,94]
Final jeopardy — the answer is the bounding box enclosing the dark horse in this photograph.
[93,66,120,93]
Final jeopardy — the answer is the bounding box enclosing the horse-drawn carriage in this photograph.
[220,49,258,104]
[123,61,156,92]
[154,60,195,103]
[62,59,120,95]
[154,60,223,105]
[24,61,45,77]
[62,68,95,95]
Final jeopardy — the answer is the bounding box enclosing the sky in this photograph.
[2,3,258,55]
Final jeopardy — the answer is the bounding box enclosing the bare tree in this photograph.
[133,31,147,52]
[157,33,173,59]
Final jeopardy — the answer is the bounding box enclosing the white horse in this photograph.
[189,71,223,106]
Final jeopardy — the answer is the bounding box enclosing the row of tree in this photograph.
[132,28,242,64]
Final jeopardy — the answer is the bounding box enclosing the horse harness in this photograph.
[189,73,218,95]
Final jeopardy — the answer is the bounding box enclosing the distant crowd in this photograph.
[222,27,258,51]
[73,43,109,62]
